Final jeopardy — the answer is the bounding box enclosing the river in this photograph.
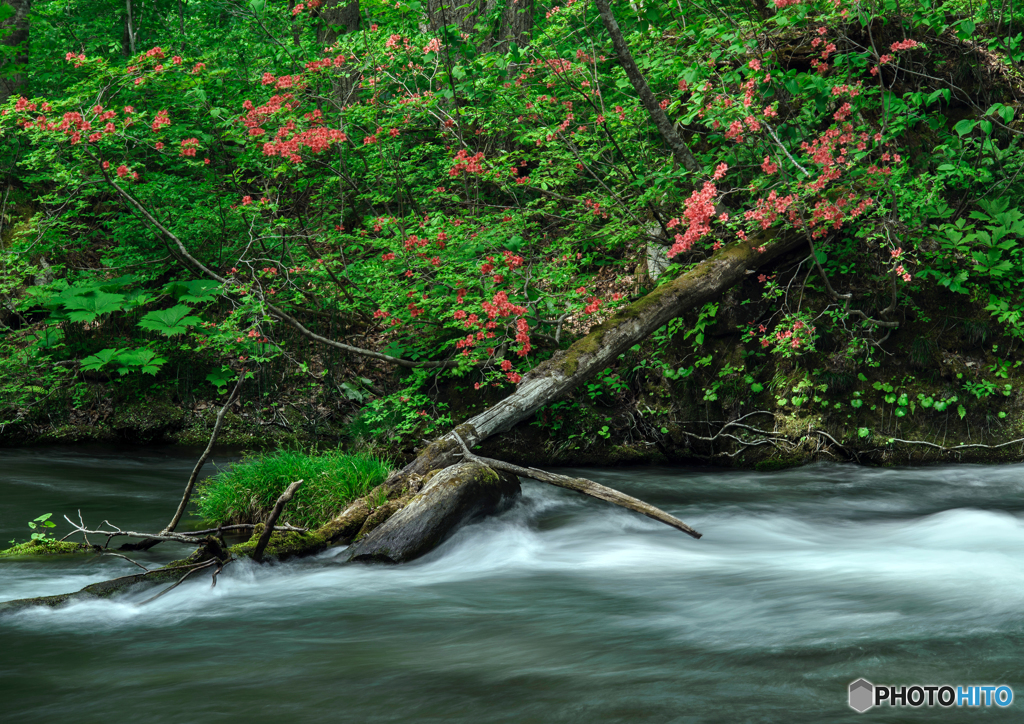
[1,447,1021,722]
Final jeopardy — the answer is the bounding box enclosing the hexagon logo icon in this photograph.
[849,679,874,713]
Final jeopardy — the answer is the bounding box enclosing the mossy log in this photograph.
[0,543,223,615]
[346,461,520,564]
[390,231,804,481]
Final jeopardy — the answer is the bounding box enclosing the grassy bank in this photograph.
[195,449,391,529]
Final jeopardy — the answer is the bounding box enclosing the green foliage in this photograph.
[138,305,202,337]
[195,449,392,529]
[0,0,1021,452]
[27,512,56,541]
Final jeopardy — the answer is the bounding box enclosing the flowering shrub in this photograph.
[1,0,1020,443]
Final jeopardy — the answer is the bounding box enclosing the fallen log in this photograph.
[381,231,803,484]
[1,235,798,612]
[345,461,520,564]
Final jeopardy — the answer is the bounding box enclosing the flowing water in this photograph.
[1,447,1022,723]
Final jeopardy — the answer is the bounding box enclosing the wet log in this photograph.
[0,543,225,615]
[345,461,520,564]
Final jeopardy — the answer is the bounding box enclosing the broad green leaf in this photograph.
[953,119,977,137]
[62,291,126,322]
[138,305,202,336]
[80,348,124,371]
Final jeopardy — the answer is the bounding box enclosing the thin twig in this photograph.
[138,560,217,606]
[164,374,245,533]
[101,552,151,572]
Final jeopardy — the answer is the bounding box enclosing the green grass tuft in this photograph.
[195,449,391,529]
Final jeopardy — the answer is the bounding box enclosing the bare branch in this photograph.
[453,433,701,539]
[253,480,304,563]
[139,560,218,606]
[164,373,245,533]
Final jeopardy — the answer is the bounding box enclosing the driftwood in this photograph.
[452,434,701,539]
[253,480,303,563]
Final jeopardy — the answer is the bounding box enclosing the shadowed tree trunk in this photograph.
[0,0,31,103]
[497,0,532,52]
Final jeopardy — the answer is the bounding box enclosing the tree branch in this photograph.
[164,372,245,533]
[593,0,702,175]
[453,433,701,538]
[85,151,455,369]
[253,479,304,563]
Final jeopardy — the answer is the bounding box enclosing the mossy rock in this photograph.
[754,455,808,472]
[113,400,185,443]
[0,539,93,557]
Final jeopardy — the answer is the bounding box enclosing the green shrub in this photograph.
[195,449,391,529]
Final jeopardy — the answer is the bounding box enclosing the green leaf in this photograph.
[953,119,977,137]
[165,279,221,303]
[138,305,202,336]
[206,366,235,392]
[957,404,967,419]
[31,327,64,348]
[956,19,975,39]
[63,291,126,323]
[80,348,124,372]
[858,427,870,438]
[116,348,167,376]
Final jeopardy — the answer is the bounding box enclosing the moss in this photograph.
[228,526,330,562]
[0,539,93,557]
[755,455,807,472]
[112,400,184,443]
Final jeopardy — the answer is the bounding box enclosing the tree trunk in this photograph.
[593,0,701,175]
[0,0,31,103]
[497,0,532,52]
[386,231,804,483]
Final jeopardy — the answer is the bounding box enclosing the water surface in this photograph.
[1,449,1021,722]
